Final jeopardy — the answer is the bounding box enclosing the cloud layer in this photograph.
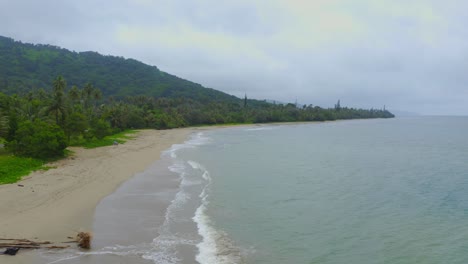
[1,0,467,114]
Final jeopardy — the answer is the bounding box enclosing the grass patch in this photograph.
[0,154,48,184]
[76,130,137,149]
[0,130,137,184]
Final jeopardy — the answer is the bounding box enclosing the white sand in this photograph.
[0,129,194,243]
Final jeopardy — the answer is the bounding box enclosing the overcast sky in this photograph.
[1,0,467,115]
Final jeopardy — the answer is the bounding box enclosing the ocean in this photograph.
[39,117,468,263]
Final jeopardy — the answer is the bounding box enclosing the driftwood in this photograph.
[62,240,79,243]
[2,245,39,249]
[0,238,41,242]
[0,231,92,255]
[0,238,68,250]
[44,245,70,249]
[0,242,51,245]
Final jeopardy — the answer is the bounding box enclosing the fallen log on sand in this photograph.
[0,231,92,257]
[0,233,92,254]
[0,238,51,248]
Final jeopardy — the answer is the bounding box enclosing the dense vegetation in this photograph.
[0,36,239,103]
[0,35,394,166]
[0,77,393,160]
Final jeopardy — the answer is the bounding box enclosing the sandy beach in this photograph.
[0,128,194,258]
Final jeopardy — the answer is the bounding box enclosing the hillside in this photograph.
[0,36,239,103]
[0,35,394,162]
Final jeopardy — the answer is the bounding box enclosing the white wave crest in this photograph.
[190,162,243,264]
[163,132,211,158]
[245,126,277,131]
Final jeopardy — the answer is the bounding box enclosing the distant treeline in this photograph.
[0,76,393,159]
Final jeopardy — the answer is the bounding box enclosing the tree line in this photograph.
[0,76,394,160]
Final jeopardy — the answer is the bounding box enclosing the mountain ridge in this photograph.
[0,35,239,103]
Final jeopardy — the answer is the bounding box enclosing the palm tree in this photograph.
[91,88,102,110]
[48,76,67,127]
[106,102,129,129]
[0,110,8,138]
[68,85,81,103]
[17,100,45,122]
[82,83,94,109]
[92,88,102,101]
[67,85,83,114]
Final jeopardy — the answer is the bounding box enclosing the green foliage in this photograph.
[7,120,67,158]
[6,112,18,142]
[0,93,9,138]
[0,36,239,103]
[79,130,136,149]
[0,154,46,184]
[48,75,67,127]
[92,119,112,139]
[65,112,88,141]
[0,110,7,138]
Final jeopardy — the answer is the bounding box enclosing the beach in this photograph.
[0,128,195,263]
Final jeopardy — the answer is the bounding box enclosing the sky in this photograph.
[1,0,467,115]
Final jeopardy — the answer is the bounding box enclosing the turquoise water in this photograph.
[176,117,468,263]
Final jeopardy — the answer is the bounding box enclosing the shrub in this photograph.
[93,119,112,139]
[7,120,67,159]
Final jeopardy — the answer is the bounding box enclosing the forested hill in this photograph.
[0,36,395,160]
[0,36,238,102]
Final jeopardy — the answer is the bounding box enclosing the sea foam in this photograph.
[143,133,212,263]
[189,161,243,264]
[163,132,211,158]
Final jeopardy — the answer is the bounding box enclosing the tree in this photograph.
[0,110,8,138]
[335,99,341,111]
[15,98,46,122]
[82,83,94,108]
[7,120,67,158]
[92,88,102,102]
[64,112,88,142]
[92,119,111,139]
[105,102,129,130]
[47,76,67,127]
[68,85,81,103]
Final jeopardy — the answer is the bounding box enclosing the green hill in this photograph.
[0,36,239,103]
[0,35,394,164]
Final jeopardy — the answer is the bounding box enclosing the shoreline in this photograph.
[0,128,195,246]
[0,119,381,242]
[0,119,388,262]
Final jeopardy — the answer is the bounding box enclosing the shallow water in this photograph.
[35,117,468,264]
[177,117,468,264]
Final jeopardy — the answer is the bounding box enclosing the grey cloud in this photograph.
[1,0,468,115]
